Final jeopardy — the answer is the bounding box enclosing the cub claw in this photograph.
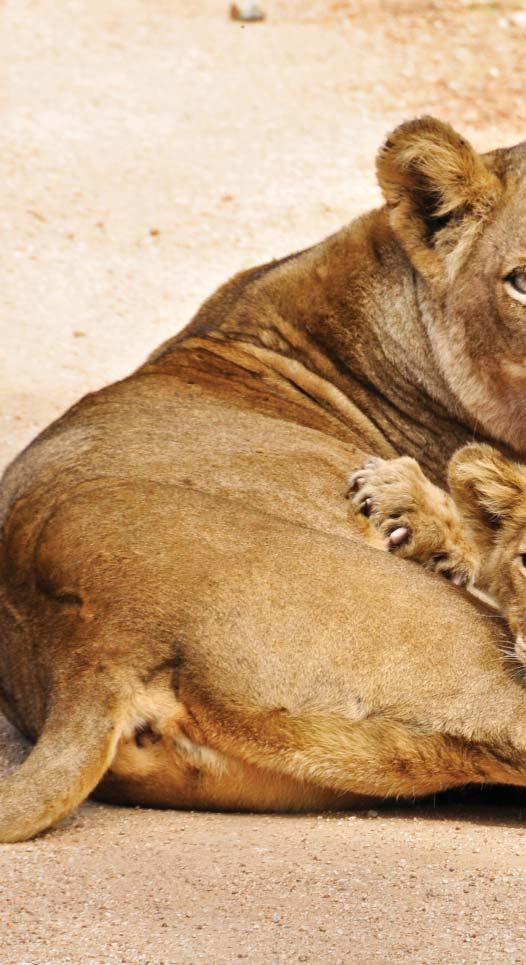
[346,472,365,497]
[447,570,469,587]
[388,526,411,547]
[346,455,478,587]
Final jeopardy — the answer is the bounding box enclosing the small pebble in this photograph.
[367,809,379,818]
[230,2,266,23]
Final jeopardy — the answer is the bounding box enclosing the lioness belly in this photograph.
[98,713,375,813]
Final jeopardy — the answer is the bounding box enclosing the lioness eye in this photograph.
[521,553,526,569]
[505,269,526,303]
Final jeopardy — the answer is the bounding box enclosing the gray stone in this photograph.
[230,2,266,23]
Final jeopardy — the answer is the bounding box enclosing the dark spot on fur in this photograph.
[370,234,386,267]
[134,724,161,748]
[481,741,519,772]
[393,759,411,776]
[142,652,185,686]
[56,591,83,607]
[35,574,84,609]
[431,553,449,564]
[427,208,454,243]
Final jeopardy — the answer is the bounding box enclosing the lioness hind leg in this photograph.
[189,705,526,802]
[347,456,479,586]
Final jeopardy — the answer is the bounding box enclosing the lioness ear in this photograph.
[376,117,501,283]
[448,444,526,549]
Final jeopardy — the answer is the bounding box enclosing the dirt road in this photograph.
[2,2,526,961]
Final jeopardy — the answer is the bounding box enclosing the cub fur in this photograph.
[350,445,526,668]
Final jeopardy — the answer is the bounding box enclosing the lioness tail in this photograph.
[0,678,125,843]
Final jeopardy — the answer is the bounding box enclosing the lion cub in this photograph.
[349,444,526,666]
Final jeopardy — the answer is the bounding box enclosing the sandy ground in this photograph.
[3,1,526,961]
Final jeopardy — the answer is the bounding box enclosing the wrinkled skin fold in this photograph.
[2,116,526,841]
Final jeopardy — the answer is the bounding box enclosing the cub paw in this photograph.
[347,456,478,586]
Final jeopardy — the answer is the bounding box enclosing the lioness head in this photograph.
[377,117,526,452]
[448,443,526,665]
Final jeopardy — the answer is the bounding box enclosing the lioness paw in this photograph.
[347,456,479,586]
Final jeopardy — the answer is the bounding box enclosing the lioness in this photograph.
[4,117,526,842]
[350,443,526,667]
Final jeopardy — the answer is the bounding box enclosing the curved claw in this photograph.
[448,571,469,587]
[387,526,411,547]
[361,497,372,517]
[346,473,365,498]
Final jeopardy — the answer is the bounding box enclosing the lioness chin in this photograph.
[4,117,526,842]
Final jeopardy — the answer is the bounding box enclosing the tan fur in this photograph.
[6,118,526,840]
